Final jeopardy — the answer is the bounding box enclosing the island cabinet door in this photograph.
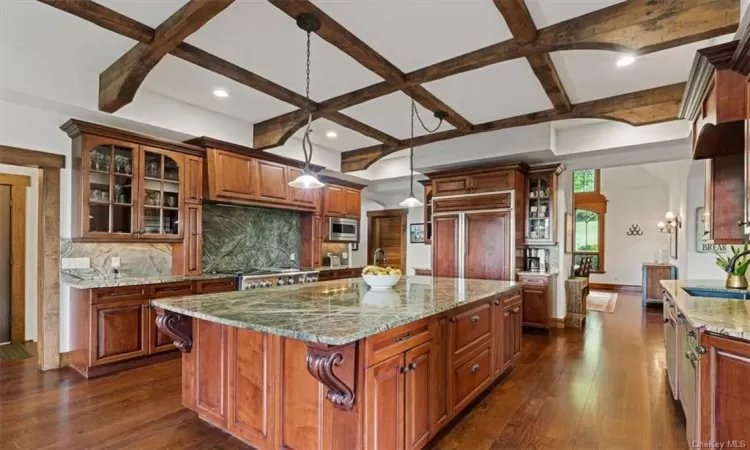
[149,306,176,354]
[366,353,406,450]
[492,298,505,377]
[405,341,433,450]
[90,299,149,366]
[432,215,459,278]
[502,305,514,371]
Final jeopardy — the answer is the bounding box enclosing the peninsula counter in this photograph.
[153,276,523,450]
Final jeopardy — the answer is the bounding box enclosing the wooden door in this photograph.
[492,298,505,377]
[138,147,184,241]
[365,353,405,450]
[185,155,203,204]
[195,320,228,427]
[90,299,149,366]
[149,306,175,354]
[324,185,346,216]
[432,175,471,197]
[210,150,257,201]
[80,135,139,240]
[710,154,745,244]
[433,215,459,277]
[257,160,288,202]
[464,210,510,280]
[287,167,316,208]
[344,188,361,218]
[521,285,548,328]
[184,204,202,275]
[405,342,433,450]
[368,209,407,270]
[701,334,750,443]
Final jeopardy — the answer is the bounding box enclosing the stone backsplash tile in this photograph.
[202,204,301,273]
[61,238,172,281]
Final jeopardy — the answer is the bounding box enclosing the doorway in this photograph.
[0,173,29,345]
[367,209,407,270]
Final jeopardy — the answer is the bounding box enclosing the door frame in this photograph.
[0,173,30,343]
[367,208,408,271]
[0,145,66,370]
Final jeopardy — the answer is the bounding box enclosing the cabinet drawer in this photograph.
[453,344,491,412]
[470,170,513,193]
[197,278,237,294]
[91,286,147,304]
[518,275,548,286]
[433,192,510,213]
[365,318,433,367]
[433,175,471,197]
[149,281,196,298]
[451,302,491,356]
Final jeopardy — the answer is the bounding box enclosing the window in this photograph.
[572,169,606,272]
[573,169,599,193]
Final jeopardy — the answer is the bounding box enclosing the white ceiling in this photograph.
[291,118,380,152]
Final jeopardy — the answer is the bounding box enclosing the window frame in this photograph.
[573,169,607,273]
[573,169,601,194]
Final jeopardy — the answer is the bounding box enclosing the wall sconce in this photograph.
[658,211,681,233]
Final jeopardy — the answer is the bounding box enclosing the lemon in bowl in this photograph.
[361,266,402,291]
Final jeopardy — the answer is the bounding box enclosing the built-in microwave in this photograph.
[327,217,358,242]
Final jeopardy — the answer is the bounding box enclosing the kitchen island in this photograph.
[153,276,523,450]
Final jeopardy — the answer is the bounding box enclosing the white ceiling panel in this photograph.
[550,34,735,103]
[0,0,134,72]
[142,55,296,124]
[291,118,380,153]
[98,0,189,28]
[342,91,455,140]
[312,0,513,73]
[186,2,382,102]
[526,0,625,28]
[424,58,553,123]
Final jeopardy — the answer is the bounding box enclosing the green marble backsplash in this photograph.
[202,204,301,273]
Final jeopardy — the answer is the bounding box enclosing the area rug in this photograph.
[587,291,618,313]
[0,343,32,362]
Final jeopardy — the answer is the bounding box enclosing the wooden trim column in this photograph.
[0,173,30,342]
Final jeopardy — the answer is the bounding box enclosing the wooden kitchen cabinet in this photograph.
[344,188,361,218]
[463,210,511,281]
[288,167,317,208]
[503,294,522,368]
[525,165,562,245]
[150,305,176,354]
[172,203,202,276]
[517,274,557,329]
[404,342,433,449]
[90,298,150,366]
[704,154,745,244]
[432,175,471,197]
[324,185,347,217]
[138,147,185,241]
[207,149,258,201]
[419,180,433,244]
[256,160,289,203]
[185,155,203,204]
[432,215,459,278]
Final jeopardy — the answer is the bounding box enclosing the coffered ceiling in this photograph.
[1,0,741,173]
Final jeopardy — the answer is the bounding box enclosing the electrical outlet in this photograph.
[290,253,296,262]
[61,257,90,270]
[111,256,121,269]
[342,252,348,259]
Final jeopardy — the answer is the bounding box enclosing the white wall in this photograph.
[0,165,39,341]
[685,162,727,280]
[554,170,573,319]
[350,194,384,267]
[589,165,671,286]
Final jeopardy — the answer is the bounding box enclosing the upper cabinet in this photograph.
[429,164,523,198]
[62,120,203,243]
[323,184,361,218]
[525,165,562,245]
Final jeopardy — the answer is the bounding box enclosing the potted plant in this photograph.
[716,243,750,289]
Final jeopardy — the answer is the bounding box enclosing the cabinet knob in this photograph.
[449,317,457,323]
[494,299,500,306]
[695,345,707,355]
[409,362,418,370]
[471,363,480,373]
[738,220,749,227]
[663,318,670,324]
[471,315,480,323]
[400,366,409,374]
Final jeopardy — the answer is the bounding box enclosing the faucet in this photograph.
[373,248,387,266]
[726,250,750,275]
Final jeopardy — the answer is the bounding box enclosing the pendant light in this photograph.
[289,14,324,189]
[399,99,446,207]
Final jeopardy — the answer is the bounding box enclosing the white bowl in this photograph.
[361,274,401,291]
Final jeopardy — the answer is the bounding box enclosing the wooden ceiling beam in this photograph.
[327,112,401,146]
[98,0,233,113]
[340,82,686,172]
[492,0,571,112]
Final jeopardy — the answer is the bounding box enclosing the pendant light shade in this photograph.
[399,193,423,208]
[289,167,324,189]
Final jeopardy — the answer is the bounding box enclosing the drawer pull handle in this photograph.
[106,291,137,297]
[159,286,189,292]
[471,315,480,323]
[393,332,412,343]
[400,366,409,374]
[409,362,418,370]
[695,345,707,355]
[471,363,480,373]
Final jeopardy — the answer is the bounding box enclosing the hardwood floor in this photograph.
[0,292,686,449]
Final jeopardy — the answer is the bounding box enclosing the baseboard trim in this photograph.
[59,351,71,368]
[550,318,565,329]
[589,283,642,293]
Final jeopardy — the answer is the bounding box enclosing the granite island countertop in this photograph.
[153,276,520,345]
[62,272,236,289]
[661,279,750,341]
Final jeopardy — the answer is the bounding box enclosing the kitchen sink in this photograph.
[682,287,749,300]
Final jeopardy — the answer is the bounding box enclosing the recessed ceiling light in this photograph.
[213,88,229,98]
[325,130,338,139]
[616,55,635,67]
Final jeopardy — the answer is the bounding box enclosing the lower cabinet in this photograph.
[318,267,362,281]
[149,304,177,354]
[91,299,149,365]
[365,341,434,450]
[517,274,557,329]
[503,296,522,367]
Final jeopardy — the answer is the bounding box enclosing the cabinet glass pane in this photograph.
[112,205,132,233]
[112,175,133,205]
[89,172,110,203]
[164,156,180,182]
[144,152,162,179]
[89,146,112,172]
[143,208,162,234]
[163,209,179,235]
[113,147,134,175]
[89,204,109,232]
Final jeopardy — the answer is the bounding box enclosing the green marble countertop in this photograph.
[661,280,750,341]
[62,273,235,289]
[153,276,519,345]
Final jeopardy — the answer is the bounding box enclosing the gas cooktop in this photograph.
[217,268,320,290]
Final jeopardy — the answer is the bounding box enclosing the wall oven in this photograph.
[327,217,358,242]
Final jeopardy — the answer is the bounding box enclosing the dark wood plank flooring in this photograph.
[0,292,686,449]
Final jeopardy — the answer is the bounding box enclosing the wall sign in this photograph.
[696,207,728,253]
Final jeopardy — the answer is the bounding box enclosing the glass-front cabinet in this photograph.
[78,136,184,241]
[525,166,561,245]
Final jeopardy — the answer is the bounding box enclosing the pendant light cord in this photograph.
[408,99,416,196]
[301,30,314,168]
[412,100,443,133]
